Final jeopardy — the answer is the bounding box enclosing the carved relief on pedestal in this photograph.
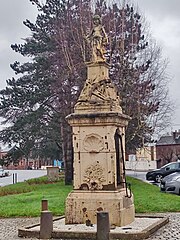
[82,163,105,190]
[83,134,104,153]
[78,78,120,104]
[75,77,122,113]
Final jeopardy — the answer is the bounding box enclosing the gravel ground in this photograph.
[146,213,180,240]
[0,217,40,240]
[0,213,180,239]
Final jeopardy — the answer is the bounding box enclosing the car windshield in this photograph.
[161,162,179,170]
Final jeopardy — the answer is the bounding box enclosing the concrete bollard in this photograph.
[40,200,53,239]
[96,212,110,240]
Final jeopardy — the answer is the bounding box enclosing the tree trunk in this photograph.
[61,120,73,185]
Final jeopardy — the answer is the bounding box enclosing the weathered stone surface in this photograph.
[47,166,59,181]
[17,213,174,240]
[40,211,53,239]
[65,189,135,226]
[74,62,122,114]
[66,113,129,191]
[65,51,134,226]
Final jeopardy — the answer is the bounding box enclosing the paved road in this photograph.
[0,169,149,187]
[126,170,147,181]
[126,170,160,187]
[0,170,47,186]
[0,213,179,239]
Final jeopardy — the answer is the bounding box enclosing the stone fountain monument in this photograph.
[65,15,135,227]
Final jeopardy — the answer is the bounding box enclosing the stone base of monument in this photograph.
[65,189,135,227]
[18,214,169,239]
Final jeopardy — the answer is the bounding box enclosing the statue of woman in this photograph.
[86,15,108,62]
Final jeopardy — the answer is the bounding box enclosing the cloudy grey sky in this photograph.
[136,0,180,131]
[0,0,180,132]
[0,0,37,86]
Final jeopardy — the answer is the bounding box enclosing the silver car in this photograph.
[160,172,180,195]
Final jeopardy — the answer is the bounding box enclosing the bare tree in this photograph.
[0,0,172,183]
[156,144,180,167]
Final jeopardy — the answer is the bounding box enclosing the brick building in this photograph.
[156,130,180,168]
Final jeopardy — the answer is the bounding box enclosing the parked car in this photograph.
[0,168,9,177]
[4,170,10,176]
[160,172,180,195]
[146,162,180,183]
[0,169,6,177]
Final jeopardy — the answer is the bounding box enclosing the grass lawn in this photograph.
[128,176,180,213]
[0,176,179,217]
[0,179,72,217]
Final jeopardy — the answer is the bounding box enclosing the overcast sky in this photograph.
[0,0,180,132]
[136,0,180,132]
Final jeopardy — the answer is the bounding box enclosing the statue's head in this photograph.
[93,15,101,25]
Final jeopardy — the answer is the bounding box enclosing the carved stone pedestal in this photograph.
[65,189,135,227]
[65,112,135,226]
[65,61,135,227]
[66,112,130,191]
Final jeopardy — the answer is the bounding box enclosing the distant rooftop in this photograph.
[156,130,180,145]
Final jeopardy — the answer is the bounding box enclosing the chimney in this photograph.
[173,130,177,140]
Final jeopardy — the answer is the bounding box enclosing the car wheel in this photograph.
[155,174,163,183]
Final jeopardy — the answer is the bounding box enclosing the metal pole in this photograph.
[42,199,48,211]
[97,212,110,240]
[40,199,53,239]
[13,173,18,184]
[15,173,17,184]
